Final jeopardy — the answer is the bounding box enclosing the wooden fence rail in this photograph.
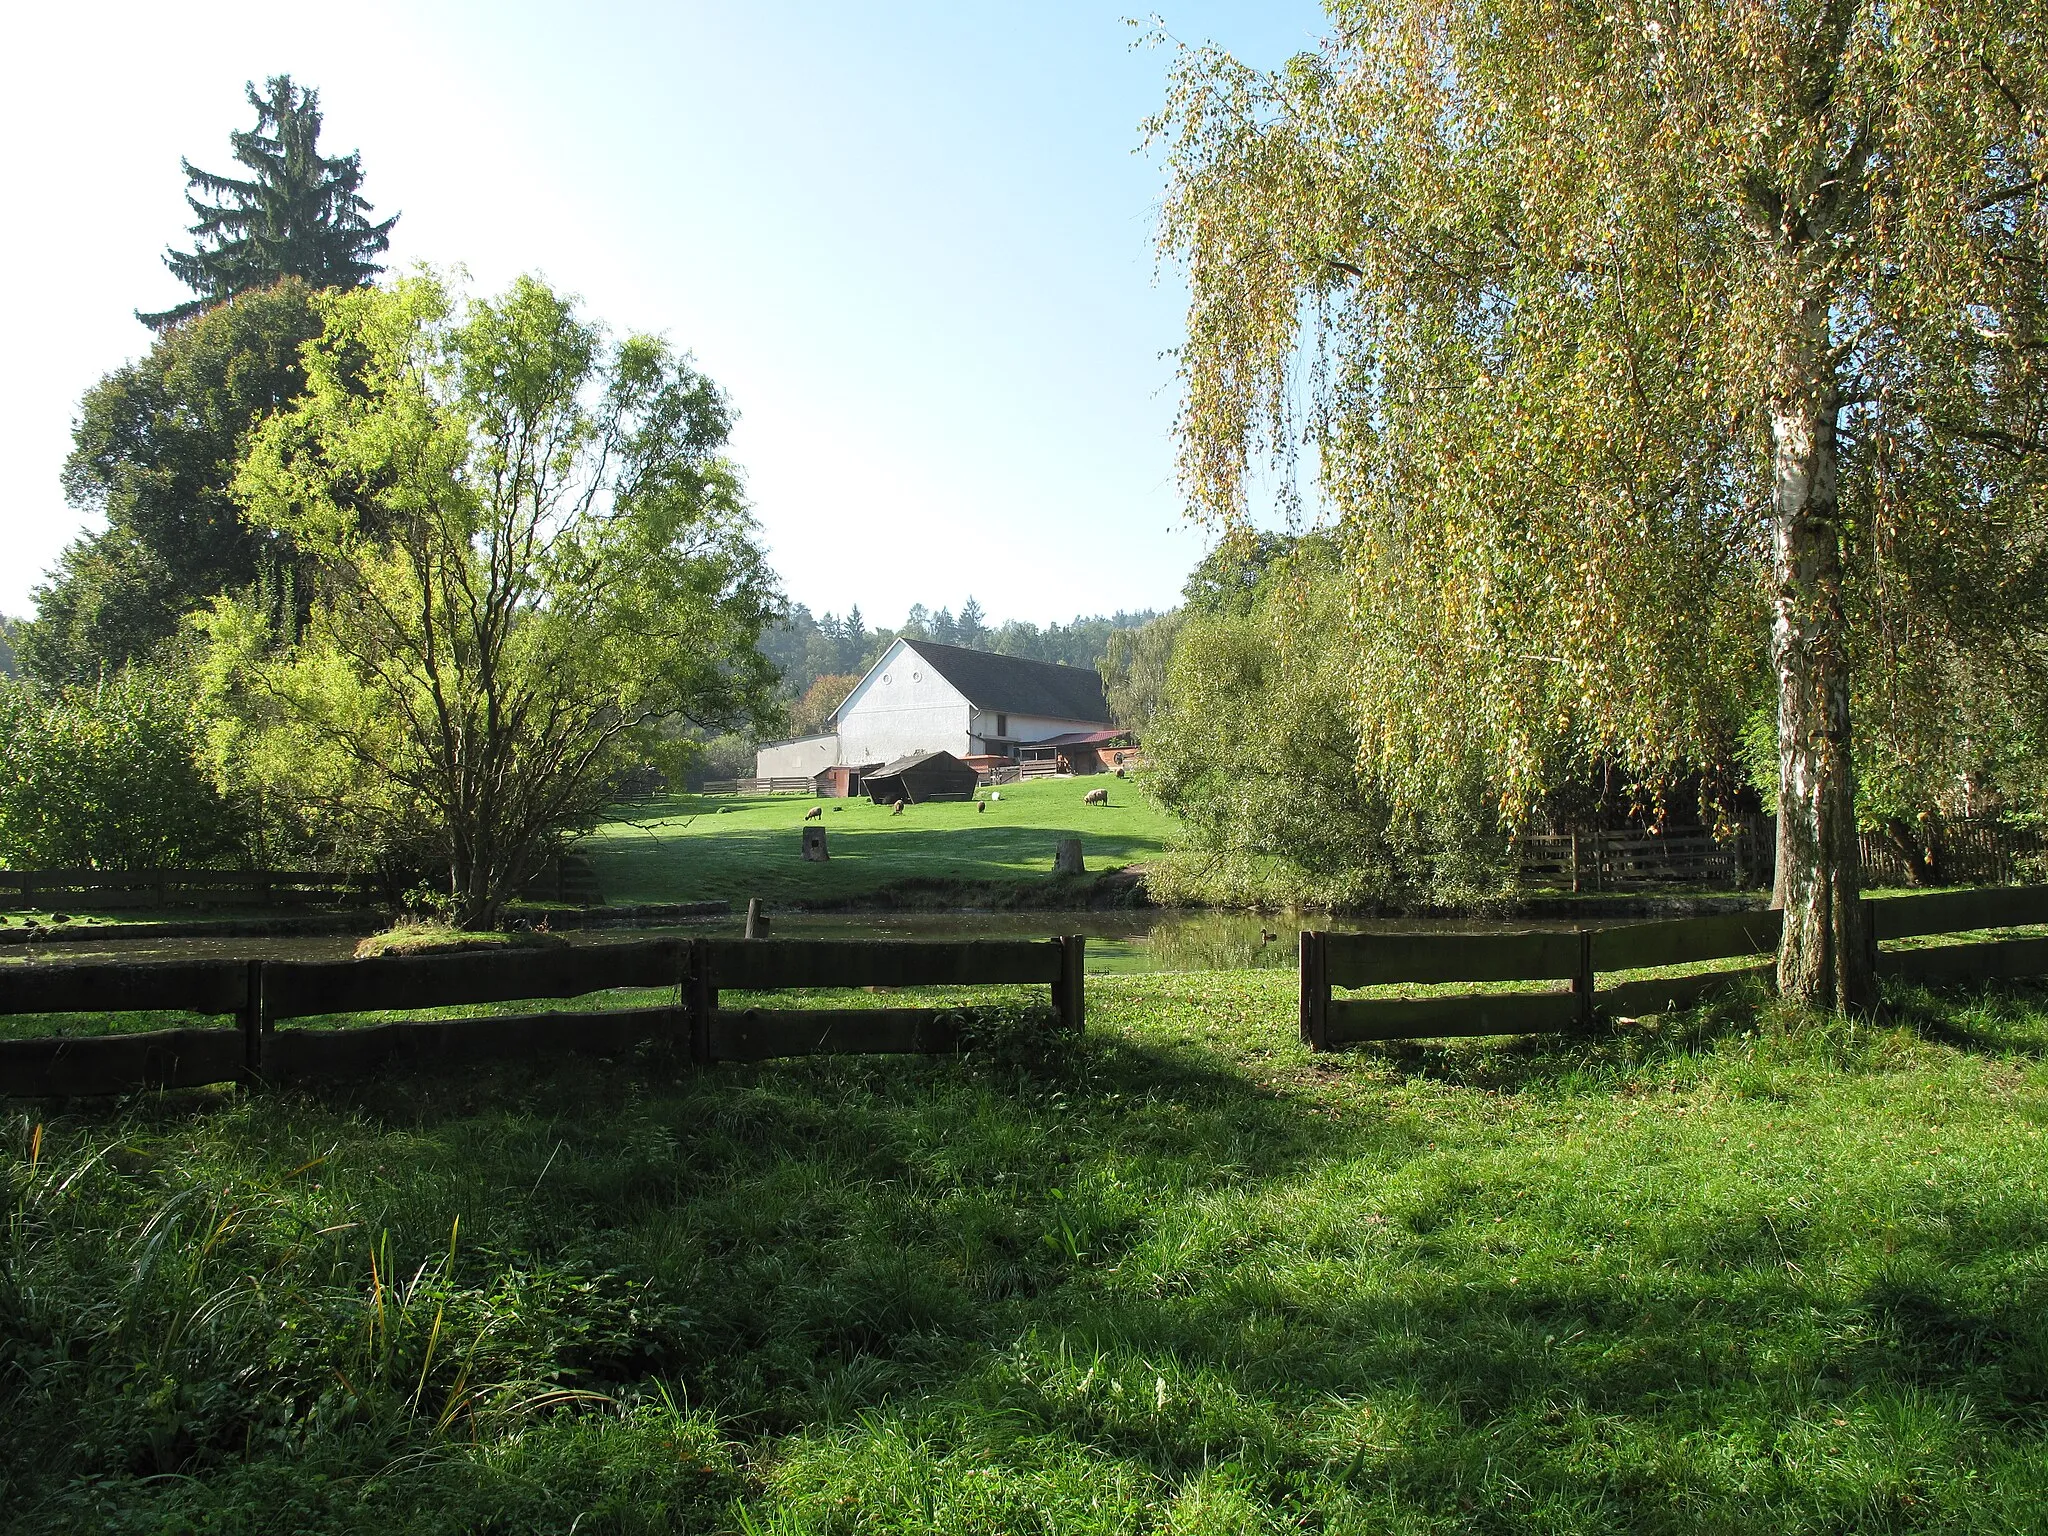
[700,777,815,796]
[1301,887,2048,1049]
[0,869,385,911]
[1515,817,2044,892]
[0,936,1085,1097]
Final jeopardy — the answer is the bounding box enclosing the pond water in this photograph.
[0,908,1587,975]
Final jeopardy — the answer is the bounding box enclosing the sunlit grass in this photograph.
[580,778,1182,907]
[4,971,2047,1532]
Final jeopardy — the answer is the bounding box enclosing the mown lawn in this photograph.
[579,778,1181,907]
[5,973,2047,1533]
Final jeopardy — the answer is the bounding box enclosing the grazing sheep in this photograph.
[1083,788,1109,806]
[978,800,987,813]
[803,805,823,820]
[989,791,1001,802]
[891,800,907,816]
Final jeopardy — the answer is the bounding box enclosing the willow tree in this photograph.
[1153,0,2048,1008]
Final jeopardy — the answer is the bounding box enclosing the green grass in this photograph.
[581,779,1181,908]
[6,973,2048,1532]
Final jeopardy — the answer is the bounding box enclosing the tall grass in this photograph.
[4,972,2047,1532]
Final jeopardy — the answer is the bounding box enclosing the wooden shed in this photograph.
[814,762,881,799]
[1016,728,1136,776]
[863,750,981,805]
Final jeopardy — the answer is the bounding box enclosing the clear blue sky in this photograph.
[0,2,1330,629]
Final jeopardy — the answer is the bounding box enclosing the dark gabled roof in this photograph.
[901,640,1111,724]
[870,750,973,778]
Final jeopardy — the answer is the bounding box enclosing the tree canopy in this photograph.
[140,76,396,330]
[207,272,782,925]
[23,280,326,685]
[1153,0,2048,1006]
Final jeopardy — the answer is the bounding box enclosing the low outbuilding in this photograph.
[863,750,981,805]
[814,762,881,799]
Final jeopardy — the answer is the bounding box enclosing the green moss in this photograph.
[352,922,568,958]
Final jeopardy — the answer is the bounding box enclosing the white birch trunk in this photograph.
[1769,300,1874,1010]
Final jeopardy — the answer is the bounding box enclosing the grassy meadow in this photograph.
[5,972,2048,1532]
[580,778,1182,908]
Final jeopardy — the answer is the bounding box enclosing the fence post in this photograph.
[240,960,265,1080]
[1573,930,1595,1031]
[1299,930,1330,1050]
[1054,935,1086,1035]
[686,938,715,1065]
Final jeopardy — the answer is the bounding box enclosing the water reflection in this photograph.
[0,908,1586,975]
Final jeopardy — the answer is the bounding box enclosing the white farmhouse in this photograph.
[754,638,1113,778]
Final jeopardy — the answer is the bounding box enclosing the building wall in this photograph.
[966,709,1101,751]
[834,640,973,763]
[755,733,840,778]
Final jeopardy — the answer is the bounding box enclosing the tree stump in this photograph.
[1053,838,1084,876]
[802,826,829,862]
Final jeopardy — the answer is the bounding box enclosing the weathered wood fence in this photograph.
[0,936,1085,1097]
[1516,817,2043,892]
[700,777,815,796]
[1300,887,2048,1048]
[0,869,385,911]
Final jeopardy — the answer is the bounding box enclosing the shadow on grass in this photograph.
[1886,977,2048,1060]
[12,978,2048,1532]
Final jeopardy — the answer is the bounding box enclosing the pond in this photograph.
[0,908,1587,975]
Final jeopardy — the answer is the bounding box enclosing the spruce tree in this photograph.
[139,76,397,329]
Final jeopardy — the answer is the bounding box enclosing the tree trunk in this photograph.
[1882,816,1941,888]
[1769,304,1875,1011]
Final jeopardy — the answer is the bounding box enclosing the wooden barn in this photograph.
[863,750,981,805]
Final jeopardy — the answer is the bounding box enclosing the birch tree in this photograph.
[1153,0,2048,1008]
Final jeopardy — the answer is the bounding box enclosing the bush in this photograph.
[0,670,243,869]
[1144,538,1512,909]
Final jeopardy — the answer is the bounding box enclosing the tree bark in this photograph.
[1769,302,1875,1011]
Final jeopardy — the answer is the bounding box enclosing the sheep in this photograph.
[1083,788,1109,806]
[803,806,823,821]
[891,799,907,816]
[978,800,987,813]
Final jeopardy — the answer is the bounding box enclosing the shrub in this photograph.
[0,670,243,869]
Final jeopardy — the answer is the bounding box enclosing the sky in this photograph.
[0,1,1331,630]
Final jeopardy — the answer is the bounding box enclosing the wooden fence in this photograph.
[1516,817,2044,892]
[0,936,1085,1097]
[700,777,816,796]
[1515,822,1773,891]
[0,868,384,911]
[1300,886,2048,1048]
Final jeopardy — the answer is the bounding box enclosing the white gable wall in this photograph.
[834,638,973,764]
[755,733,841,778]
